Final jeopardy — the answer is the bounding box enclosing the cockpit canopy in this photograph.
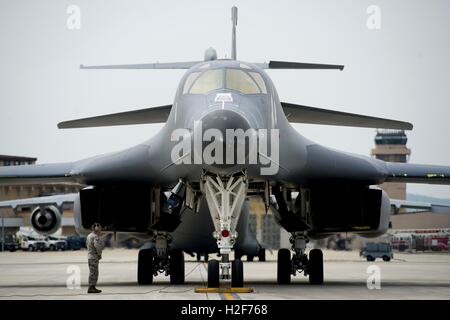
[182,67,267,95]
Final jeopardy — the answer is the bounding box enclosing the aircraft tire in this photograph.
[308,249,324,285]
[234,249,243,260]
[207,260,220,288]
[137,248,154,285]
[277,249,291,284]
[170,249,185,284]
[258,248,266,262]
[231,259,244,287]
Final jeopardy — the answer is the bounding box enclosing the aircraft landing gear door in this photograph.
[201,172,247,287]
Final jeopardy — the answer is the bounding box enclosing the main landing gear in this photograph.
[202,172,248,288]
[137,232,185,285]
[277,232,324,285]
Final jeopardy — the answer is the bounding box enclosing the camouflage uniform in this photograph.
[86,232,104,287]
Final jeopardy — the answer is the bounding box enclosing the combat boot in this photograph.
[87,286,102,293]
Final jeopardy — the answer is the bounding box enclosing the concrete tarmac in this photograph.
[0,249,449,300]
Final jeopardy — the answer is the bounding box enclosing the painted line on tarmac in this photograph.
[219,291,241,300]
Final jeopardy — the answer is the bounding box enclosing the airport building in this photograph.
[371,130,411,200]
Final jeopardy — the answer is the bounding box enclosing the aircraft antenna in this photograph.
[231,6,238,60]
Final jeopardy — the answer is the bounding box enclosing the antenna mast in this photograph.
[231,6,238,60]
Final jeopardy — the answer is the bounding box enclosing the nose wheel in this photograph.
[207,259,244,288]
[231,259,244,287]
[207,260,220,287]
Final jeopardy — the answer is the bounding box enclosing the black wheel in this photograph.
[231,259,244,287]
[247,255,254,262]
[138,249,154,285]
[382,255,391,262]
[204,254,209,262]
[366,255,375,262]
[170,249,185,284]
[258,248,266,262]
[49,245,55,251]
[234,249,243,260]
[277,249,291,284]
[207,260,220,288]
[196,253,201,262]
[308,249,324,285]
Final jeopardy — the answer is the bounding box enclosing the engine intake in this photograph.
[31,205,62,235]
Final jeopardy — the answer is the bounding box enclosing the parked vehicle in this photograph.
[414,234,449,251]
[66,235,86,250]
[360,242,393,262]
[45,235,68,251]
[20,235,47,251]
[0,234,20,252]
[391,233,412,252]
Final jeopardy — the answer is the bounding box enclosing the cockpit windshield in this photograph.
[187,70,223,94]
[182,68,267,95]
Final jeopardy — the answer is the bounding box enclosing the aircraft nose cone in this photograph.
[195,109,256,174]
[200,109,251,133]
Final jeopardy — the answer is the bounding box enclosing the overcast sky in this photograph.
[0,0,449,198]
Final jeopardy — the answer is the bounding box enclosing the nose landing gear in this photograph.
[201,171,247,288]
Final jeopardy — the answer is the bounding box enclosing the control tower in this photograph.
[371,130,411,199]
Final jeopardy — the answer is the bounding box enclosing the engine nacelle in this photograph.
[357,187,391,238]
[309,185,391,239]
[271,185,391,239]
[73,194,90,236]
[30,205,62,235]
[73,185,184,235]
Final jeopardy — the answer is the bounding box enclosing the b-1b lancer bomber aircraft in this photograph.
[1,7,450,287]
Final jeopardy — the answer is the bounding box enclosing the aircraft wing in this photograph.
[0,162,79,185]
[390,199,450,214]
[256,61,344,70]
[0,193,77,211]
[58,105,172,129]
[384,162,450,185]
[80,61,201,70]
[281,102,413,130]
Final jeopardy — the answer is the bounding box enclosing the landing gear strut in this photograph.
[277,232,324,285]
[201,172,247,287]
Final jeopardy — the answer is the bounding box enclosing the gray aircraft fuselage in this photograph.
[75,59,386,188]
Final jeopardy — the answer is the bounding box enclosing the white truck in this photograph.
[45,235,68,251]
[20,235,47,251]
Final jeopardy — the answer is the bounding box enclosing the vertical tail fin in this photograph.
[231,6,238,60]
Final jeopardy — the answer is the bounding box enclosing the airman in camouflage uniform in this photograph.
[86,222,104,293]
